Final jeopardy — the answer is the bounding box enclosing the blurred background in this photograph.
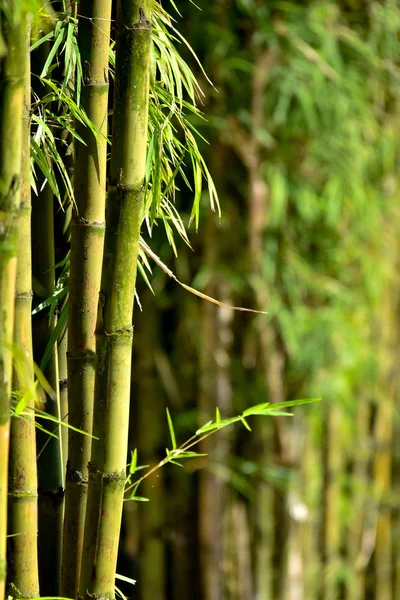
[121,2,400,599]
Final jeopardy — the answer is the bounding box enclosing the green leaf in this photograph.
[269,398,321,410]
[243,402,271,417]
[169,459,184,467]
[130,449,137,475]
[166,407,177,449]
[241,416,252,431]
[40,23,65,78]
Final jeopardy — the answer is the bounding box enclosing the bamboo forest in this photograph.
[1,1,400,599]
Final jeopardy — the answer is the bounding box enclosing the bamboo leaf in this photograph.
[166,407,177,450]
[130,449,137,475]
[269,398,321,410]
[240,416,252,431]
[40,23,64,78]
[243,402,271,416]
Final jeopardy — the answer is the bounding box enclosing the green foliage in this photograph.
[125,397,320,501]
[188,0,400,413]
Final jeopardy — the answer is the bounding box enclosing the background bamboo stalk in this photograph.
[30,25,68,593]
[0,7,27,598]
[31,39,63,589]
[166,296,199,600]
[83,2,152,597]
[244,46,278,600]
[346,397,371,600]
[323,404,343,600]
[31,180,63,596]
[6,21,40,598]
[134,294,166,600]
[61,0,110,594]
[373,267,398,600]
[198,256,233,600]
[300,419,323,600]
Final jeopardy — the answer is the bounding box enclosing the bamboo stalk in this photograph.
[244,47,280,600]
[81,2,152,597]
[298,417,322,600]
[61,0,110,594]
[31,182,63,597]
[323,404,343,600]
[199,290,233,600]
[368,235,399,600]
[0,7,27,598]
[31,40,63,593]
[345,397,371,600]
[373,293,397,600]
[135,295,166,600]
[6,20,40,599]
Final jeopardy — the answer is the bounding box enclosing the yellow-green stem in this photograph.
[0,7,27,597]
[82,2,152,598]
[7,21,40,599]
[62,0,110,595]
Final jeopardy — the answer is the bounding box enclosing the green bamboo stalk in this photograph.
[345,397,371,600]
[31,181,63,596]
[55,170,72,483]
[393,412,400,600]
[373,288,397,600]
[323,405,343,600]
[58,328,68,478]
[238,44,282,600]
[6,20,40,599]
[61,0,110,594]
[81,2,152,597]
[199,285,233,600]
[300,419,323,600]
[31,40,63,593]
[0,7,27,598]
[135,295,166,600]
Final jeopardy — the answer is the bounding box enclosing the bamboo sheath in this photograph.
[81,2,152,598]
[0,9,27,599]
[62,0,110,595]
[7,23,40,599]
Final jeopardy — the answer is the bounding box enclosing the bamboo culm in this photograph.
[80,2,152,598]
[31,40,63,595]
[0,7,27,598]
[7,19,40,598]
[61,0,110,595]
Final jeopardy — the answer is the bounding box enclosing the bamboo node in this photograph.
[66,464,88,485]
[104,327,134,344]
[8,490,38,498]
[84,591,114,600]
[67,350,96,361]
[15,290,33,300]
[74,215,105,229]
[122,8,152,31]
